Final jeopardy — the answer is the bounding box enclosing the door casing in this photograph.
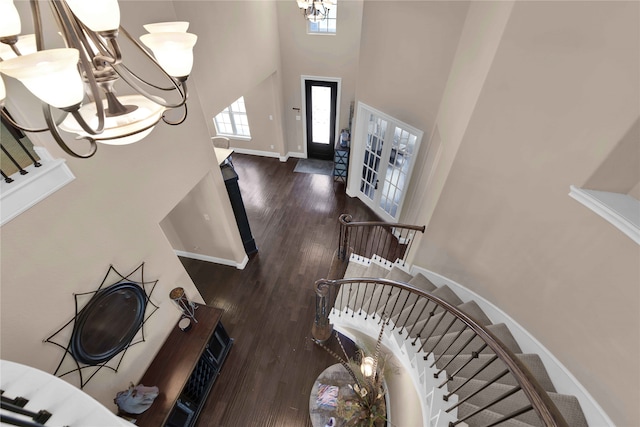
[301,75,342,159]
[347,102,424,222]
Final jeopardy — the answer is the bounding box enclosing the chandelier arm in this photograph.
[109,26,188,108]
[95,118,163,142]
[30,0,45,51]
[111,62,188,109]
[43,104,97,159]
[1,107,67,133]
[50,0,106,135]
[162,102,188,126]
[67,109,102,136]
[116,63,179,92]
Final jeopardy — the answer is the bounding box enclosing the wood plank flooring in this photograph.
[180,154,379,427]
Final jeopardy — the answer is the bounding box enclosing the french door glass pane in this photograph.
[311,86,331,144]
[379,127,418,217]
[360,114,387,201]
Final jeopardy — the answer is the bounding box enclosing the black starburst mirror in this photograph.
[44,263,158,388]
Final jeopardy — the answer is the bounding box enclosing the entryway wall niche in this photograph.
[160,169,248,269]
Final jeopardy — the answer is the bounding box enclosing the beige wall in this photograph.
[276,0,363,155]
[402,1,514,226]
[160,169,247,264]
[412,2,639,425]
[584,118,640,194]
[176,0,282,137]
[354,0,470,218]
[0,0,267,409]
[214,72,287,157]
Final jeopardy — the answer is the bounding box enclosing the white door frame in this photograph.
[300,75,342,158]
[348,102,424,222]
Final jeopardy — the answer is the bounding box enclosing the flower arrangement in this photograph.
[314,320,393,427]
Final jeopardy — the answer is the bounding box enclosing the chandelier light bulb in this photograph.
[0,0,21,38]
[0,48,84,109]
[65,0,121,32]
[361,356,375,378]
[140,32,197,78]
[143,21,189,33]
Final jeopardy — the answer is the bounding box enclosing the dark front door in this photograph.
[305,80,337,160]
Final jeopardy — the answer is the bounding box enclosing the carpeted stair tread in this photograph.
[448,378,587,427]
[408,272,437,292]
[343,262,369,279]
[384,265,414,282]
[431,285,464,308]
[360,266,411,315]
[435,353,556,393]
[456,402,539,427]
[397,285,463,328]
[345,263,391,308]
[425,323,522,356]
[336,256,587,427]
[364,262,391,278]
[410,300,493,341]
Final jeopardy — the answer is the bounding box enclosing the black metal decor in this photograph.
[43,263,159,388]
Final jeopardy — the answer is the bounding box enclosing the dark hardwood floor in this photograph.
[180,154,379,427]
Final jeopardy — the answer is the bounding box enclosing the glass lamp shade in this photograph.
[0,34,37,60]
[361,356,375,378]
[297,0,312,9]
[59,95,165,145]
[65,0,120,32]
[0,48,84,109]
[0,0,21,38]
[140,32,197,78]
[143,21,189,33]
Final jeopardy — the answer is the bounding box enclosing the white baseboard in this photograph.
[286,151,306,160]
[410,265,615,427]
[175,250,248,270]
[229,147,283,161]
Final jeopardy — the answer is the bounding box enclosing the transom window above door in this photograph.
[308,5,337,34]
[213,96,251,140]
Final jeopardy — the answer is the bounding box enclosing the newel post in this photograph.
[312,279,333,343]
[338,214,352,262]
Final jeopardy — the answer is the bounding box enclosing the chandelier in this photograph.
[296,0,335,23]
[0,0,197,158]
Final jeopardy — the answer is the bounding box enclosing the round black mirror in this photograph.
[70,282,147,365]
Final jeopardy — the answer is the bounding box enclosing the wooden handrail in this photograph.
[314,277,570,427]
[339,213,426,232]
[337,214,425,265]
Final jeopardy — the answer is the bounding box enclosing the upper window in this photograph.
[213,97,251,139]
[308,5,337,34]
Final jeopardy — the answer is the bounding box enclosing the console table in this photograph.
[132,304,232,427]
[333,146,349,184]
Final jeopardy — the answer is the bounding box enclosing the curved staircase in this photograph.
[1,360,132,426]
[324,257,588,427]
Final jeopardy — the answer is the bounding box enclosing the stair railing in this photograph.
[1,116,42,184]
[313,278,570,427]
[337,214,425,266]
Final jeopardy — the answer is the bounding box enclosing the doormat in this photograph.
[294,158,334,176]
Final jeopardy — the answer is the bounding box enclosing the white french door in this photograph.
[349,103,423,222]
